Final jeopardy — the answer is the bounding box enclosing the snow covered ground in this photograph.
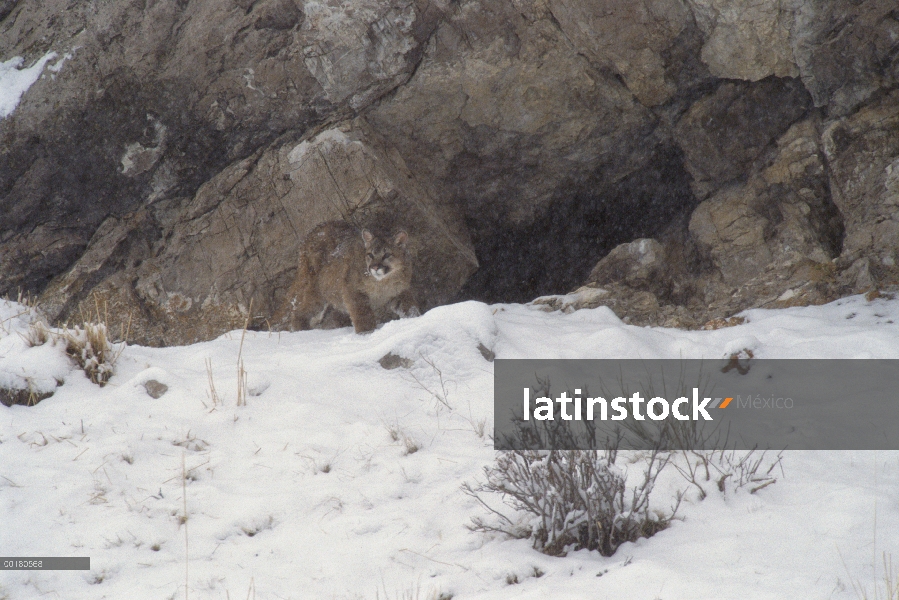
[1,295,898,599]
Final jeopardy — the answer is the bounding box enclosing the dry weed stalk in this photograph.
[205,359,221,407]
[407,353,452,410]
[236,359,247,407]
[236,299,253,407]
[182,452,190,600]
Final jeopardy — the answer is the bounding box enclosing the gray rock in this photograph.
[366,0,658,228]
[581,117,848,326]
[1,387,54,408]
[688,117,842,300]
[674,78,812,199]
[548,0,691,106]
[685,0,899,116]
[379,353,414,370]
[687,0,799,81]
[587,239,673,297]
[793,0,899,116]
[301,0,434,110]
[477,343,495,362]
[143,380,168,399]
[824,91,899,289]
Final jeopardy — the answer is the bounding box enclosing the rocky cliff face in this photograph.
[1,0,897,343]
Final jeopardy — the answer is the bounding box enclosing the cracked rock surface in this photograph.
[1,0,898,342]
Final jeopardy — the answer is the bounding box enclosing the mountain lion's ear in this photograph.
[362,229,374,246]
[393,231,408,247]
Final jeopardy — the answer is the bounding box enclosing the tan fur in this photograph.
[275,221,419,333]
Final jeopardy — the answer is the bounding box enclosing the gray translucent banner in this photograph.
[0,557,90,570]
[494,359,899,450]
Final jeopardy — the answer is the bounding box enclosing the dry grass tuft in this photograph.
[402,435,421,455]
[384,421,422,455]
[8,295,125,388]
[20,319,52,347]
[63,297,129,386]
[62,322,119,386]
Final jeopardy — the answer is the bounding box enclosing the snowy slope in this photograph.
[1,296,898,600]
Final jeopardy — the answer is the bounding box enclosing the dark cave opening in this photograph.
[459,145,698,304]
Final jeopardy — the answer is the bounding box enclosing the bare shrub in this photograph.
[673,448,783,499]
[464,449,680,557]
[618,371,783,499]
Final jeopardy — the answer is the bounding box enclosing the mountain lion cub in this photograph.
[276,220,420,333]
